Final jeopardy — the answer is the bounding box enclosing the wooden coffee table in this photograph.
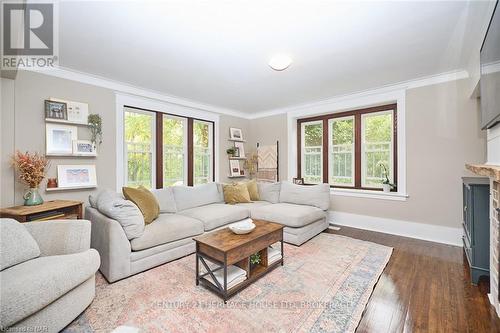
[193,219,284,301]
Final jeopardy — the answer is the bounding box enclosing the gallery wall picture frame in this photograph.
[57,164,97,188]
[229,160,241,177]
[73,140,97,156]
[45,100,68,120]
[234,141,245,158]
[49,98,89,125]
[46,123,78,155]
[229,127,243,141]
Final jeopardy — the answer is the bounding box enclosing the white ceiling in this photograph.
[58,0,494,114]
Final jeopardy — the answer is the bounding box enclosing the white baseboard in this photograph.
[329,211,462,247]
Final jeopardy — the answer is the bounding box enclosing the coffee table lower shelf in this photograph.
[197,255,283,301]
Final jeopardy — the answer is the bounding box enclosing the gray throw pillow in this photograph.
[95,190,145,240]
[257,182,281,203]
[0,218,41,271]
[279,181,330,210]
[172,183,221,211]
[151,187,177,213]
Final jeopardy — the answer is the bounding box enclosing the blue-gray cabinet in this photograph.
[462,177,490,285]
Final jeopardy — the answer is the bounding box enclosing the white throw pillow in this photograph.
[257,182,281,203]
[0,218,41,271]
[151,187,177,213]
[172,183,221,211]
[279,181,330,210]
[95,190,145,240]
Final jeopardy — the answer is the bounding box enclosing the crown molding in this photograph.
[21,66,249,119]
[22,66,468,120]
[247,69,469,119]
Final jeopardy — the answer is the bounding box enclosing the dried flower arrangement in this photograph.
[11,151,49,188]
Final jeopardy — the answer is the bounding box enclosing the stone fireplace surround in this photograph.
[466,164,500,316]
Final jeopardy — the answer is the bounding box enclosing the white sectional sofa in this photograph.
[86,181,330,282]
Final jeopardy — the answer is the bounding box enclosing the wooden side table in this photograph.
[0,200,83,222]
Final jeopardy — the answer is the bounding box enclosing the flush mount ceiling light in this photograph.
[269,54,292,71]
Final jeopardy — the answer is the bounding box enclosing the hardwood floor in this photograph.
[325,226,500,333]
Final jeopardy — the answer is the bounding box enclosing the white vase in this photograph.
[382,184,391,192]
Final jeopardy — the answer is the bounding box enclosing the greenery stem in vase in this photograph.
[11,151,49,206]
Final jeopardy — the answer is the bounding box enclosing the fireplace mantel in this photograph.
[466,164,500,182]
[466,163,500,316]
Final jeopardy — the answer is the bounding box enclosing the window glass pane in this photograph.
[362,111,393,188]
[193,120,213,185]
[329,117,354,186]
[124,110,153,188]
[302,122,323,184]
[163,116,184,186]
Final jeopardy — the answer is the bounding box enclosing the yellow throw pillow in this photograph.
[242,179,260,201]
[122,186,160,224]
[223,183,251,205]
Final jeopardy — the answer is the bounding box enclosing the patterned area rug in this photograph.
[65,233,392,333]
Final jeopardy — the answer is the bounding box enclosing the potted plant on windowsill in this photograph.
[380,163,395,193]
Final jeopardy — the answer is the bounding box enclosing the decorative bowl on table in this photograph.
[229,219,256,234]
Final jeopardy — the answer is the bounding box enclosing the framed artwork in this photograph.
[45,100,67,120]
[46,124,78,155]
[229,127,243,141]
[73,140,97,156]
[229,160,241,177]
[293,177,304,185]
[50,98,89,124]
[57,165,97,188]
[234,141,245,158]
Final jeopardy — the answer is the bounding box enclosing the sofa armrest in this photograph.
[85,206,132,282]
[23,220,91,256]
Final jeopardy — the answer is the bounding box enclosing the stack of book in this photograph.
[27,211,65,221]
[268,245,282,265]
[205,265,247,290]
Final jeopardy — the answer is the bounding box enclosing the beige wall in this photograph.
[332,79,486,228]
[1,72,487,230]
[1,71,116,206]
[247,114,289,181]
[0,71,251,207]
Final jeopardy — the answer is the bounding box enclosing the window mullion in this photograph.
[155,113,163,189]
[322,118,328,183]
[354,113,362,188]
[187,118,194,186]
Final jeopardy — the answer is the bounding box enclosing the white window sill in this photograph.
[330,188,409,201]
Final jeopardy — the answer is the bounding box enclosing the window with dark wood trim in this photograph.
[124,106,215,188]
[297,104,397,191]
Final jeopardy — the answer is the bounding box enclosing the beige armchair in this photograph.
[0,219,100,333]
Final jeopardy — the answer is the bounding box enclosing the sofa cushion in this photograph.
[235,201,272,216]
[130,214,204,251]
[172,183,222,211]
[95,189,144,240]
[251,203,326,228]
[0,218,40,271]
[151,187,177,213]
[257,182,281,203]
[178,204,250,231]
[123,186,160,224]
[0,249,100,328]
[279,182,330,210]
[223,183,251,204]
[241,180,260,201]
